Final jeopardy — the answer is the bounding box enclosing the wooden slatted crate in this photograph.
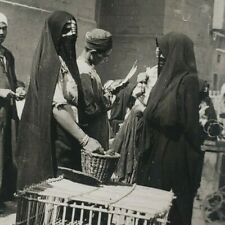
[15,177,174,225]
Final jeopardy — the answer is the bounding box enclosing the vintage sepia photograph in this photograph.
[0,0,224,224]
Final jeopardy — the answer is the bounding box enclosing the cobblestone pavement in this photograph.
[192,198,224,225]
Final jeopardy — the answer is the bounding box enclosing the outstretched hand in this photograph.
[0,88,16,98]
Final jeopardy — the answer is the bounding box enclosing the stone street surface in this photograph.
[0,201,16,225]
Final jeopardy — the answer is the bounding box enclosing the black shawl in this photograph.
[16,11,81,189]
[110,83,136,134]
[141,32,199,153]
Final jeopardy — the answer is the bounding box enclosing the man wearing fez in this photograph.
[77,28,113,151]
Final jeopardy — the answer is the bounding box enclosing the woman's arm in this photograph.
[53,105,103,152]
[52,74,103,152]
[53,105,86,143]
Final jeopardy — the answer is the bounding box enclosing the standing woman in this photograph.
[16,11,101,191]
[138,32,202,225]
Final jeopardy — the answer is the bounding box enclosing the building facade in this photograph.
[211,0,225,91]
[98,0,214,83]
[0,0,216,84]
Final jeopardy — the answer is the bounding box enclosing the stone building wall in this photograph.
[97,0,165,83]
[0,0,216,85]
[98,0,214,83]
[0,0,97,83]
[163,0,214,81]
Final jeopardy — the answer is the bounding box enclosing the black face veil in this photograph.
[48,11,84,116]
[48,13,80,86]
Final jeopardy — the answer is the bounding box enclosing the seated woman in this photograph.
[16,11,102,191]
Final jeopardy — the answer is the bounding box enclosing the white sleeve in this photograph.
[52,73,67,108]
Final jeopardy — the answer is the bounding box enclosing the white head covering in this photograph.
[0,13,8,26]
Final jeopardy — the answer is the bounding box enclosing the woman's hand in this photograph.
[83,137,104,154]
[0,88,16,98]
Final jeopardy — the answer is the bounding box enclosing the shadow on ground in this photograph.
[0,201,17,225]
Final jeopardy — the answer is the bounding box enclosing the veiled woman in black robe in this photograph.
[137,32,202,225]
[16,11,102,192]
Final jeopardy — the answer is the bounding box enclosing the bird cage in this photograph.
[15,176,174,225]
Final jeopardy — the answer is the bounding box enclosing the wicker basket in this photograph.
[81,150,120,183]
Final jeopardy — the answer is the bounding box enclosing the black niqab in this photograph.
[48,12,78,79]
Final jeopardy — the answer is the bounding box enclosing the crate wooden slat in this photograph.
[16,177,173,225]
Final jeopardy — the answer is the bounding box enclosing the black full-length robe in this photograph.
[16,11,82,190]
[137,32,202,225]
